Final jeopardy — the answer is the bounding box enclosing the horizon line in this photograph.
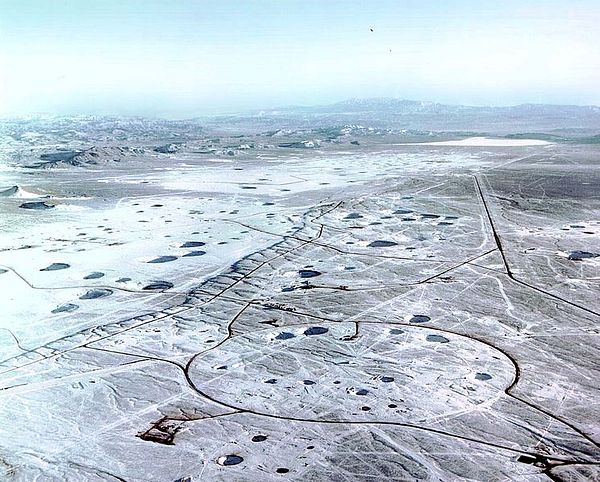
[1,96,599,122]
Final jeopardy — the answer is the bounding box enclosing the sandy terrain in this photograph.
[0,123,598,481]
[395,136,553,146]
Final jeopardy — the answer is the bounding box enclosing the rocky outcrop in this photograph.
[27,146,146,169]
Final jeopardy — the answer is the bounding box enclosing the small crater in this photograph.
[148,256,178,263]
[367,240,398,248]
[182,250,206,257]
[217,455,244,466]
[426,334,450,343]
[298,269,322,278]
[567,250,598,261]
[181,241,206,248]
[40,263,70,271]
[142,281,174,291]
[20,201,55,210]
[51,303,78,313]
[79,288,112,300]
[347,387,369,396]
[303,326,328,336]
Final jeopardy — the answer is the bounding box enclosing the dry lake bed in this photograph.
[0,121,599,481]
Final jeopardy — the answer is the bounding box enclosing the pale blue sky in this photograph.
[1,0,599,117]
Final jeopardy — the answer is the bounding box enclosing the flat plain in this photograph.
[0,115,599,481]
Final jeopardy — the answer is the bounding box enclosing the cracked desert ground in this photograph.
[0,129,599,481]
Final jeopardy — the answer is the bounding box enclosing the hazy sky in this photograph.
[1,0,599,117]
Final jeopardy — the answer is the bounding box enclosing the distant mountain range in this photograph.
[246,98,600,134]
[280,97,600,114]
[3,98,599,138]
